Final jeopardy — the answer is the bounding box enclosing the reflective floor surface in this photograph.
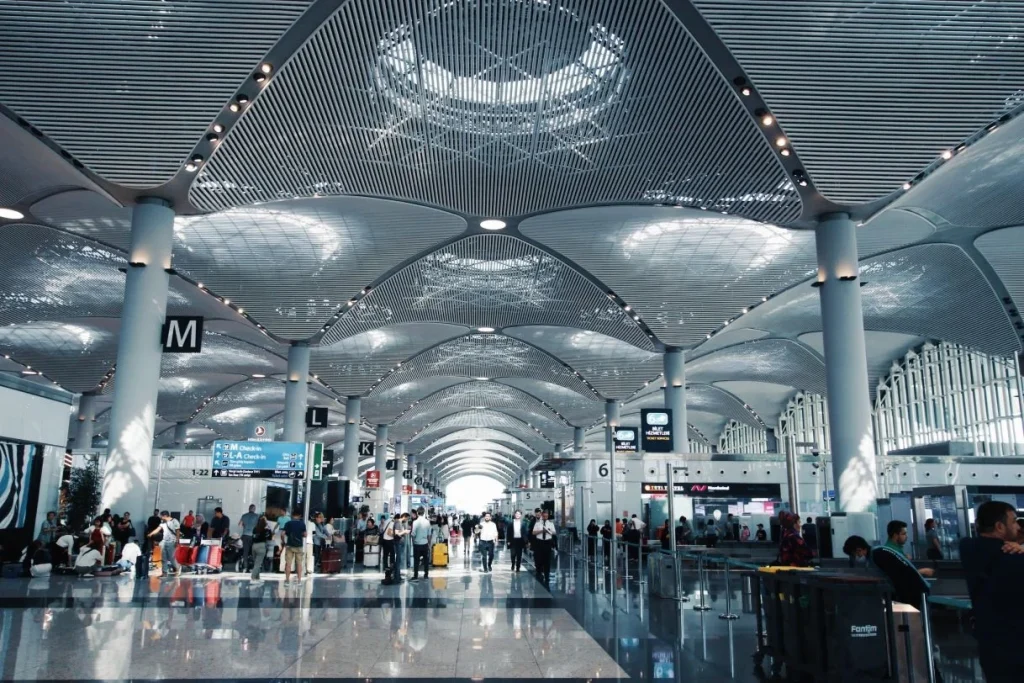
[0,539,983,681]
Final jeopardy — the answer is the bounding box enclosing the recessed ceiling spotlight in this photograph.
[475,377,489,381]
[206,133,219,142]
[212,124,224,134]
[252,374,266,378]
[253,73,267,84]
[477,326,495,333]
[260,63,273,74]
[237,94,249,105]
[761,114,774,126]
[902,182,912,191]
[941,150,953,160]
[229,103,240,113]
[480,219,506,230]
[775,136,787,148]
[185,163,198,173]
[780,148,791,157]
[0,208,25,220]
[740,87,751,97]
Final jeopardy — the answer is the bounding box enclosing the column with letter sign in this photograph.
[305,407,328,429]
[162,316,204,353]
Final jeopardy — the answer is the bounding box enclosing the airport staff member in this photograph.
[532,510,556,582]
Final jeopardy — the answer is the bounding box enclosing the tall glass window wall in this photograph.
[719,419,768,454]
[777,392,830,452]
[874,342,1024,456]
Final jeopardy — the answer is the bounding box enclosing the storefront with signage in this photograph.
[641,481,783,540]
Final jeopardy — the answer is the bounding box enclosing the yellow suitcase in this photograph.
[432,543,449,567]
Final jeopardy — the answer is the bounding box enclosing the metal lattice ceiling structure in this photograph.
[4,0,1024,481]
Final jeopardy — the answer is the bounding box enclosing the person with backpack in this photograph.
[148,511,180,578]
[282,509,307,583]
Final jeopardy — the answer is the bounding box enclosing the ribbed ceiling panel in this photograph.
[431,451,527,474]
[713,381,796,427]
[323,234,651,348]
[191,0,800,223]
[976,227,1024,344]
[362,376,469,424]
[734,244,1020,356]
[0,0,313,187]
[154,425,220,448]
[799,331,925,401]
[390,381,570,441]
[495,378,604,426]
[624,382,760,428]
[0,319,119,392]
[687,338,827,394]
[693,0,1024,204]
[504,325,661,398]
[418,428,538,459]
[426,442,532,468]
[408,410,551,453]
[893,114,1024,228]
[159,333,287,378]
[521,206,934,347]
[369,334,596,399]
[312,323,468,396]
[0,118,106,206]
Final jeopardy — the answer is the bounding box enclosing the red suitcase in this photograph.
[175,545,193,565]
[321,547,341,574]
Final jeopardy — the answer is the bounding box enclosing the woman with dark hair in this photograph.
[775,512,813,567]
[600,520,613,563]
[250,515,272,582]
[924,519,943,560]
[842,535,871,567]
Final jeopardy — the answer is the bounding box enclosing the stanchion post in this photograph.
[718,558,738,620]
[693,553,711,611]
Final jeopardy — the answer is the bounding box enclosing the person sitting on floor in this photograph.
[116,537,143,572]
[74,541,103,576]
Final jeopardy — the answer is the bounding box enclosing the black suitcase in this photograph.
[136,553,150,579]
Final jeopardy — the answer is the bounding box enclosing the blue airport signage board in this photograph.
[211,440,307,479]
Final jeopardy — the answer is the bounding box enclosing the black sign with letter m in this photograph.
[162,316,203,353]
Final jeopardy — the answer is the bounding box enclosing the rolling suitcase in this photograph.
[321,547,341,574]
[432,543,449,567]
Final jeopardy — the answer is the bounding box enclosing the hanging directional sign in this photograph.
[162,316,204,353]
[640,409,674,453]
[305,407,328,428]
[211,440,306,479]
[385,459,397,471]
[358,442,375,457]
[613,427,639,454]
[539,471,554,489]
[310,443,326,481]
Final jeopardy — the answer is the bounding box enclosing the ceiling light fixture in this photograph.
[761,114,774,126]
[229,103,240,113]
[740,87,751,97]
[902,182,912,191]
[477,327,495,333]
[185,163,198,173]
[475,377,489,381]
[941,150,953,160]
[775,136,787,148]
[780,148,791,157]
[252,374,266,379]
[0,208,25,220]
[260,63,273,74]
[480,219,506,231]
[212,124,224,134]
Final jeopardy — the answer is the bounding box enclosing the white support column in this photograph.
[815,213,876,513]
[663,347,689,455]
[102,198,174,519]
[606,399,620,571]
[282,344,311,442]
[573,427,585,452]
[341,396,361,483]
[173,422,188,448]
[75,392,97,449]
[374,425,388,476]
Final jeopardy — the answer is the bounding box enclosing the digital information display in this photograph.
[640,409,674,453]
[211,441,307,479]
[613,427,638,454]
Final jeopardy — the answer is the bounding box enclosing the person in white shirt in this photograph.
[532,510,556,582]
[74,542,103,576]
[631,514,645,531]
[116,538,143,572]
[507,510,526,572]
[54,530,75,566]
[478,512,499,572]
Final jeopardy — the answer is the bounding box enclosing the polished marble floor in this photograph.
[0,539,983,682]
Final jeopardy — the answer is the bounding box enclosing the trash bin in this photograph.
[755,569,897,682]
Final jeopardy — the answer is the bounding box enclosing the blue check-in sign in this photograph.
[211,440,307,479]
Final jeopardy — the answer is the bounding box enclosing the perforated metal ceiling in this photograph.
[0,0,314,187]
[977,228,1024,336]
[0,319,119,393]
[323,235,651,348]
[504,325,660,398]
[693,0,1024,204]
[0,118,106,207]
[190,0,800,223]
[687,338,827,394]
[798,331,925,402]
[623,383,761,428]
[408,410,551,454]
[418,429,539,460]
[312,323,467,396]
[733,244,1020,356]
[495,378,604,427]
[173,198,466,339]
[369,334,596,399]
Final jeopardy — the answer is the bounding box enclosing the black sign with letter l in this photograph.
[358,442,375,457]
[640,409,674,453]
[613,427,638,454]
[305,407,328,428]
[162,316,203,353]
